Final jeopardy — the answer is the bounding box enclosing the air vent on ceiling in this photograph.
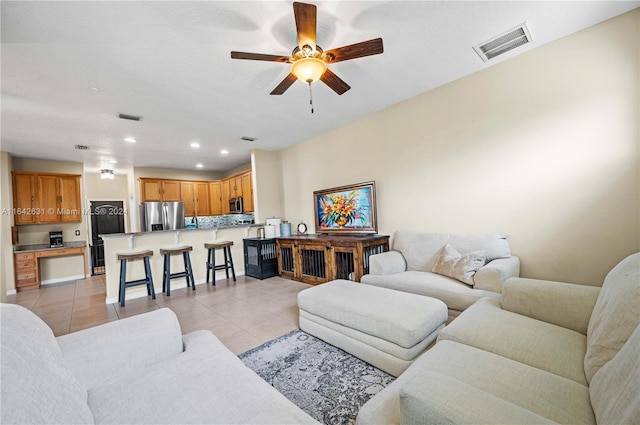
[473,23,532,62]
[75,144,89,150]
[117,113,143,121]
[241,136,257,142]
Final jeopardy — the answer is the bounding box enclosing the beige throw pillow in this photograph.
[432,244,486,286]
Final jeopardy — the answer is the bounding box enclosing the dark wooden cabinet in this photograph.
[276,234,389,285]
[244,238,278,280]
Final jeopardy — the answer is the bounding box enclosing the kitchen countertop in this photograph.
[13,241,87,253]
[100,223,264,239]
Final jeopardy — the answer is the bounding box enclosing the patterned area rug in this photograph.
[239,329,395,425]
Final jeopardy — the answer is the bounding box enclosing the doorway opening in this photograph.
[89,200,125,275]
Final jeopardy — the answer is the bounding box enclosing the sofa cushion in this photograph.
[399,340,595,425]
[438,297,588,385]
[393,231,510,273]
[432,244,486,285]
[88,331,318,424]
[589,324,640,424]
[361,271,501,313]
[1,304,95,425]
[584,253,640,383]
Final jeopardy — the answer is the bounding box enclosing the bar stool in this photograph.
[116,250,155,307]
[160,245,195,296]
[204,241,236,285]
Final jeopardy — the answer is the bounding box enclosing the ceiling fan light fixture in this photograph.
[291,57,327,83]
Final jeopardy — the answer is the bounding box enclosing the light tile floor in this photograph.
[6,274,311,355]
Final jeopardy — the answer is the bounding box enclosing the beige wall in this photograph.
[278,10,639,286]
[251,150,283,223]
[134,167,222,181]
[1,151,15,299]
[224,163,252,178]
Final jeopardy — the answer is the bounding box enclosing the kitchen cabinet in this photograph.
[241,171,253,213]
[139,179,181,202]
[209,181,222,215]
[12,172,81,224]
[12,173,38,225]
[14,251,38,291]
[221,179,231,215]
[180,181,211,217]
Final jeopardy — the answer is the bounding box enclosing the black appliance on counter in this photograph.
[49,231,63,248]
[89,201,125,275]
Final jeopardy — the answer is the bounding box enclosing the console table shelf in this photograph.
[276,234,389,285]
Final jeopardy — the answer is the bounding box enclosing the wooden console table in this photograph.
[276,234,389,285]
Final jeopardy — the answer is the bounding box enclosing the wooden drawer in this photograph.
[37,247,84,258]
[14,252,35,262]
[16,269,37,281]
[15,259,36,271]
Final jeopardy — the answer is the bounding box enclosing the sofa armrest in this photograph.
[57,308,184,389]
[368,251,407,275]
[473,256,520,293]
[502,278,600,335]
[399,371,555,424]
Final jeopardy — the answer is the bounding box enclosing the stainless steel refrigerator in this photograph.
[140,201,185,232]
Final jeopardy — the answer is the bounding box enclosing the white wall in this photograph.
[251,149,283,223]
[278,10,639,286]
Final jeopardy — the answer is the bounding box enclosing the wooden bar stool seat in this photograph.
[160,245,195,296]
[204,241,236,284]
[116,250,155,307]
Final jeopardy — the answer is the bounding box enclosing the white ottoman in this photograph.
[298,279,447,377]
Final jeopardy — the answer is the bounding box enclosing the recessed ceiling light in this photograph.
[196,163,204,168]
[88,86,101,94]
[108,159,118,164]
[124,137,136,143]
[220,149,229,155]
[190,142,200,148]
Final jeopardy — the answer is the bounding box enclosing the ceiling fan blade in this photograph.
[320,69,351,95]
[231,51,290,63]
[270,73,298,95]
[323,38,384,63]
[293,2,317,50]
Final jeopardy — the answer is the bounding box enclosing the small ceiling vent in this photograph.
[473,23,532,62]
[74,144,89,150]
[241,136,257,142]
[117,113,142,121]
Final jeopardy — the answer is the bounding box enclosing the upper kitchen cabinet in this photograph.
[139,178,181,202]
[180,181,211,217]
[209,181,222,215]
[241,171,254,213]
[12,173,38,225]
[12,172,81,224]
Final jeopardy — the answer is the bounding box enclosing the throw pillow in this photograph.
[432,244,486,286]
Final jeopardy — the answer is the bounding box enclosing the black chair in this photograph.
[204,241,236,284]
[160,245,195,296]
[116,250,155,307]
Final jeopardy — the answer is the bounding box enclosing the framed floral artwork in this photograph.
[313,181,377,234]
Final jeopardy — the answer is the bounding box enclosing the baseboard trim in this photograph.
[41,275,85,285]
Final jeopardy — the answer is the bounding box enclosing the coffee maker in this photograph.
[49,231,63,248]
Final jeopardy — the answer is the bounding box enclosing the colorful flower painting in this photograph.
[314,182,377,234]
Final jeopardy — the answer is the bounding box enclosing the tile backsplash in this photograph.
[185,214,254,229]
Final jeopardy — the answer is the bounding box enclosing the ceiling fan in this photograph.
[230,1,384,98]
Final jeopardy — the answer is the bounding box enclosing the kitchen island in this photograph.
[101,225,261,304]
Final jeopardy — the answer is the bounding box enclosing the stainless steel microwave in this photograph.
[229,197,243,214]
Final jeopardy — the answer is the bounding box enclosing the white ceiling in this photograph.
[2,1,637,175]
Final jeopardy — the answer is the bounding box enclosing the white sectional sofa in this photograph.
[357,252,640,425]
[361,230,520,319]
[1,305,318,425]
